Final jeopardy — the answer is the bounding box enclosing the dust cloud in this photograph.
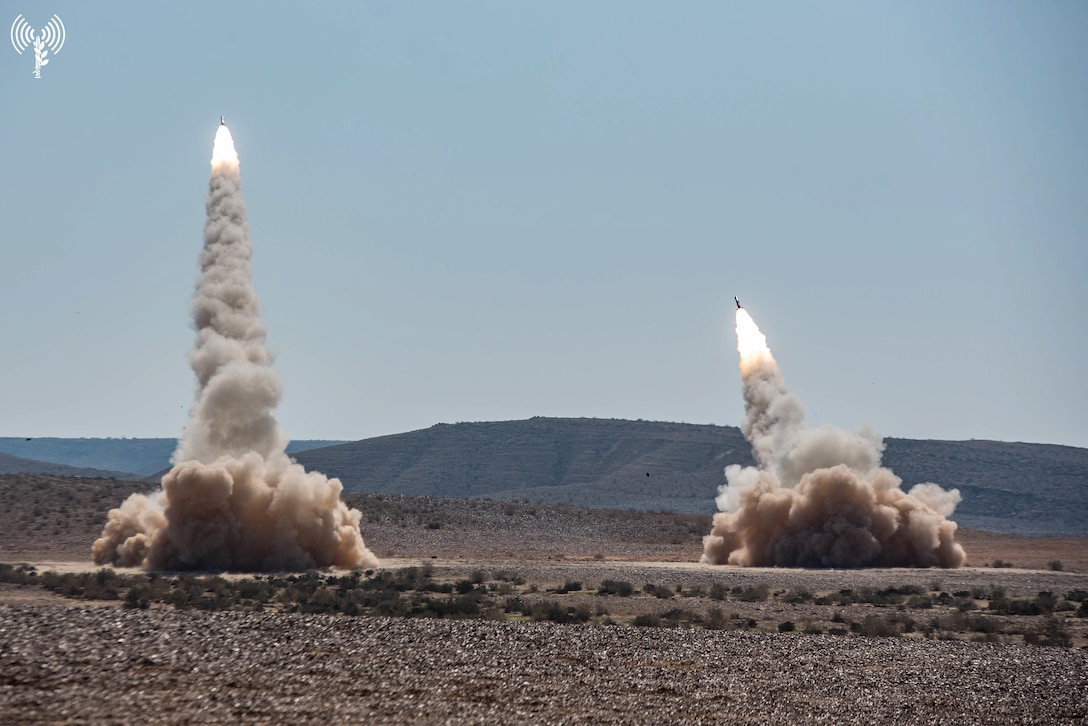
[703,307,965,568]
[93,123,378,571]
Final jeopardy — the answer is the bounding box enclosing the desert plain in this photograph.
[1,474,1086,724]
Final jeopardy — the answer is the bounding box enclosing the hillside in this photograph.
[293,417,1088,536]
[0,438,347,477]
[880,438,1088,535]
[294,418,752,510]
[2,473,1085,572]
[0,452,137,480]
[2,420,1084,536]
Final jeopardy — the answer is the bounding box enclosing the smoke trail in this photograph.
[702,307,966,568]
[93,123,378,571]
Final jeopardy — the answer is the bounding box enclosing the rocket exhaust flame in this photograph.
[210,124,239,170]
[93,122,378,571]
[703,306,966,568]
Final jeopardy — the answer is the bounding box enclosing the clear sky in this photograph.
[2,1,1086,448]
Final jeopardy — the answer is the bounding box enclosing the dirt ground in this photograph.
[2,475,1085,571]
[1,475,1086,723]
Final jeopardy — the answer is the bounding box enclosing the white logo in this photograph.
[10,14,65,79]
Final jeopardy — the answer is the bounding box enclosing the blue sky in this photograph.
[2,1,1086,447]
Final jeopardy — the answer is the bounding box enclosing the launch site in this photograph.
[2,3,1086,723]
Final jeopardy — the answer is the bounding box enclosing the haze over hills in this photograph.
[0,451,136,480]
[2,420,1085,536]
[0,438,347,477]
[294,418,750,507]
[290,417,1088,537]
[878,437,1087,536]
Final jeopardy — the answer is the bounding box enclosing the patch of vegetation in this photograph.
[1065,589,1088,603]
[1024,616,1072,647]
[0,563,1081,646]
[853,614,903,638]
[660,608,698,627]
[783,589,812,604]
[988,592,1058,616]
[733,584,770,602]
[705,607,727,630]
[643,583,674,599]
[597,580,633,597]
[633,613,661,628]
[907,594,934,609]
[526,600,591,624]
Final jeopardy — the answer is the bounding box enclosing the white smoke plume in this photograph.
[702,307,966,568]
[93,123,378,571]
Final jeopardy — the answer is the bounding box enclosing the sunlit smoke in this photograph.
[734,308,805,476]
[93,121,378,571]
[703,305,966,568]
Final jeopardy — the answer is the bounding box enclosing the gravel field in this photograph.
[3,475,1088,723]
[2,604,1086,725]
[4,476,1086,572]
[417,559,1088,599]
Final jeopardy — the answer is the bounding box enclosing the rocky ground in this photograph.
[3,476,1086,571]
[3,604,1086,724]
[1,474,1087,723]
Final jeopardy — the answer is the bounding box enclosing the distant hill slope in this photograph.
[0,451,139,480]
[292,418,1088,536]
[3,423,1083,536]
[295,418,750,507]
[0,438,348,477]
[880,438,1088,536]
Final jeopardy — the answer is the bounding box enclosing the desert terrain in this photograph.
[1,474,1086,723]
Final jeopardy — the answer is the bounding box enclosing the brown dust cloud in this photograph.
[93,123,378,571]
[703,306,966,568]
